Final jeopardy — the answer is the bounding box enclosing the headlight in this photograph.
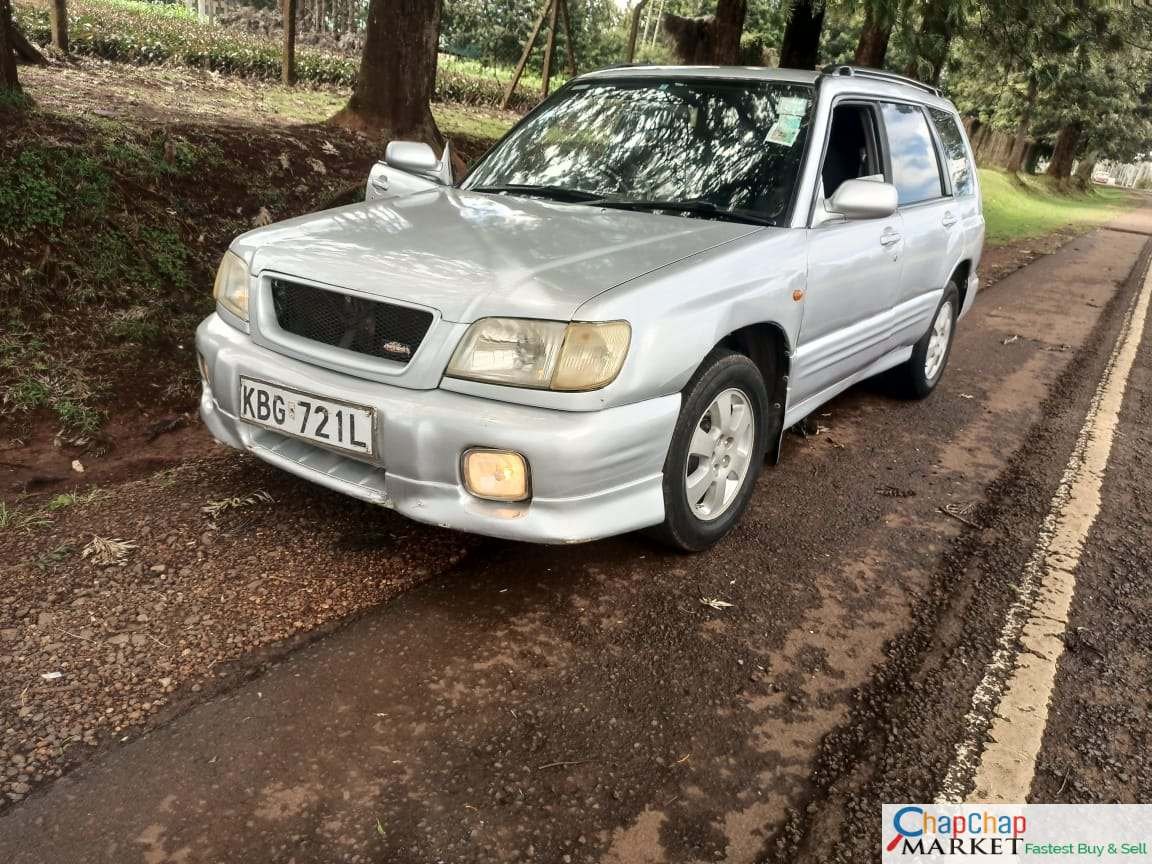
[446,318,630,391]
[213,250,249,321]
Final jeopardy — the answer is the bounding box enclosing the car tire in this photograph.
[648,348,769,553]
[894,281,960,399]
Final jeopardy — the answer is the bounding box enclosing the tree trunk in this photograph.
[1004,73,1037,173]
[626,0,649,62]
[330,0,443,146]
[927,41,950,85]
[539,0,559,98]
[10,17,46,64]
[662,13,714,64]
[662,0,745,65]
[778,0,824,70]
[282,0,297,84]
[853,6,891,68]
[711,0,746,64]
[1073,149,1098,187]
[49,0,68,52]
[0,0,20,93]
[1046,121,1082,179]
[902,0,951,82]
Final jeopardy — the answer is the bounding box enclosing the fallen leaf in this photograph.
[41,672,63,681]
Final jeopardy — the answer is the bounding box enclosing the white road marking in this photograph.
[937,254,1152,804]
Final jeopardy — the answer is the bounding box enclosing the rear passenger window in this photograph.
[880,102,945,206]
[928,107,975,197]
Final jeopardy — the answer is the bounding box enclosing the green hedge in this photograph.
[15,0,539,110]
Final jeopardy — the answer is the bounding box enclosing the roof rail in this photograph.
[820,64,941,97]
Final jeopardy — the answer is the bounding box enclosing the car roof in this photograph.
[575,64,957,112]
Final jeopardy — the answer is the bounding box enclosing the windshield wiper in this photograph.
[593,198,776,228]
[469,184,604,203]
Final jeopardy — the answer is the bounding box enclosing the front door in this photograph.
[792,101,904,409]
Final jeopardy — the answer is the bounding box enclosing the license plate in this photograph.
[239,377,375,456]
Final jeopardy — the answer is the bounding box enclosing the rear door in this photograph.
[927,106,984,313]
[793,100,904,409]
[878,101,961,350]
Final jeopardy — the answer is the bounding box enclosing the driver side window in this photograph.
[820,103,884,201]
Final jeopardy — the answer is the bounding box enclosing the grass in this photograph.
[979,169,1135,245]
[261,89,516,144]
[47,488,105,510]
[0,502,53,532]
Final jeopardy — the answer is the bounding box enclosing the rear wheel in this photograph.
[894,281,959,399]
[649,349,768,552]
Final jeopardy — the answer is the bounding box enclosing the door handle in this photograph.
[880,230,902,247]
[942,211,958,228]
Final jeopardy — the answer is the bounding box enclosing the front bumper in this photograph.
[195,314,679,544]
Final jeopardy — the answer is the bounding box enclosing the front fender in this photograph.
[576,229,808,405]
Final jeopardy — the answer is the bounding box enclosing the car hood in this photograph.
[234,188,760,323]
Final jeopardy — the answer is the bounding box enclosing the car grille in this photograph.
[270,279,433,365]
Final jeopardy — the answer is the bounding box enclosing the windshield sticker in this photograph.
[777,96,809,117]
[767,114,802,147]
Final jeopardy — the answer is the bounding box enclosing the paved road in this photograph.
[3,211,1152,864]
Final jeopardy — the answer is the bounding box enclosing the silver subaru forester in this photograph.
[196,64,984,551]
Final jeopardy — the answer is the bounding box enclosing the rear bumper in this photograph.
[196,314,678,544]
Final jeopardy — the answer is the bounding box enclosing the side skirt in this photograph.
[780,344,915,433]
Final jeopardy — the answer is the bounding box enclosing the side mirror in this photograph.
[384,140,454,186]
[827,178,899,220]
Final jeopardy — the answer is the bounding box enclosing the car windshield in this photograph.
[464,78,815,227]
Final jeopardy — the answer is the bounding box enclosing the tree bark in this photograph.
[778,0,824,70]
[626,0,649,62]
[1004,74,1037,173]
[0,0,20,93]
[49,0,68,52]
[281,0,296,84]
[558,0,576,76]
[539,0,559,98]
[1073,149,1098,187]
[10,17,46,64]
[662,0,745,65]
[330,0,443,146]
[853,6,891,68]
[711,0,746,64]
[1046,121,1082,179]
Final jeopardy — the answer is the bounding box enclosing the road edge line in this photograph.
[936,245,1152,804]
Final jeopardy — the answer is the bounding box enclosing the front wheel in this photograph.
[894,281,959,399]
[649,349,768,552]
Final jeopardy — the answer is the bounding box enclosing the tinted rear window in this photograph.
[880,102,945,206]
[928,107,975,196]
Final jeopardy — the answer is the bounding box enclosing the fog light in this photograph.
[462,448,530,502]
